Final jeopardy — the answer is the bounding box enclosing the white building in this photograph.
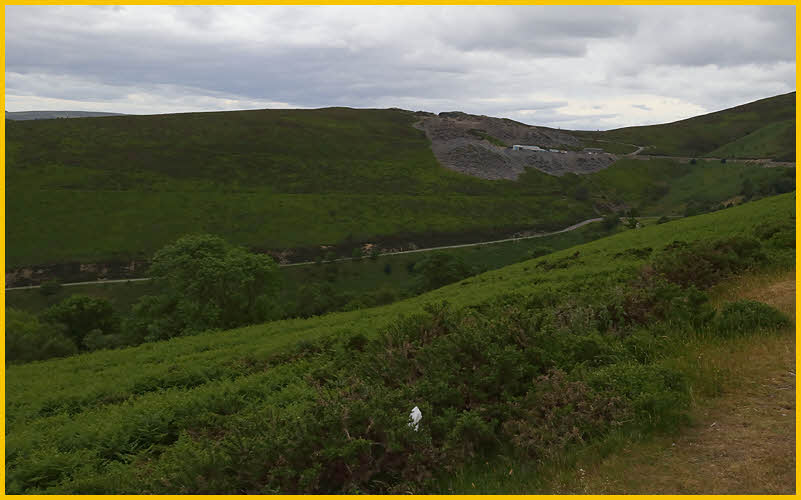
[512,145,545,152]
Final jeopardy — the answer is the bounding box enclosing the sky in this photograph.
[5,5,796,130]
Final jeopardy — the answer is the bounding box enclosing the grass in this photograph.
[574,92,795,160]
[4,192,794,493]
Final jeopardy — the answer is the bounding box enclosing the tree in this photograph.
[601,213,620,230]
[42,295,119,347]
[414,252,474,292]
[6,308,77,363]
[656,216,671,224]
[741,178,755,200]
[383,263,392,275]
[127,234,281,342]
[351,248,363,261]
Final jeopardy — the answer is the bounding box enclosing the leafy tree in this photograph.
[656,216,671,224]
[625,216,639,229]
[324,250,337,263]
[414,252,474,292]
[741,178,755,200]
[42,295,119,347]
[6,308,77,363]
[351,248,363,261]
[127,234,281,342]
[601,213,620,230]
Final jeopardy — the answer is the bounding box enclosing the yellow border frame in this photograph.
[1,3,797,499]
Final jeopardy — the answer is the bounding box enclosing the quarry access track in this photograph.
[6,215,644,291]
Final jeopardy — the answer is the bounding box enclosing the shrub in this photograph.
[656,216,670,224]
[42,295,119,347]
[587,363,690,432]
[503,370,628,460]
[6,308,78,363]
[715,300,790,337]
[601,213,620,229]
[528,246,551,259]
[413,253,474,292]
[651,236,765,289]
[351,247,363,261]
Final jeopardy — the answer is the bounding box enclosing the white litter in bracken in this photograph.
[409,406,422,431]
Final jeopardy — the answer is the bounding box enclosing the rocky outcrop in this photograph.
[416,112,616,179]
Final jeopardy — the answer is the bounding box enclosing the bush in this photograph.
[652,236,765,289]
[587,363,690,432]
[529,245,551,259]
[413,253,474,292]
[601,213,620,230]
[42,295,119,347]
[715,300,790,337]
[351,248,363,261]
[6,308,78,363]
[656,216,670,224]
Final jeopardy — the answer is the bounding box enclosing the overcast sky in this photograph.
[5,5,796,130]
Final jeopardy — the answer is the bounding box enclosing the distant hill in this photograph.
[5,110,126,120]
[574,92,795,161]
[6,100,794,268]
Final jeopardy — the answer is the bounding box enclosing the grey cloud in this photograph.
[4,5,796,130]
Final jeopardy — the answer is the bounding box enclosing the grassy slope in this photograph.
[574,92,795,159]
[446,269,795,494]
[6,107,596,267]
[707,119,795,160]
[5,193,794,493]
[586,158,792,215]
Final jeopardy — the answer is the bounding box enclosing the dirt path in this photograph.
[552,271,796,494]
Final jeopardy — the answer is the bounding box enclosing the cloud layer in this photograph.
[5,5,796,130]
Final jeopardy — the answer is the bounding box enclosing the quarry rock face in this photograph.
[415,112,616,179]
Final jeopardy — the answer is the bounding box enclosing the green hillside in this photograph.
[6,108,595,267]
[6,103,794,269]
[5,192,795,494]
[707,119,795,160]
[576,92,795,160]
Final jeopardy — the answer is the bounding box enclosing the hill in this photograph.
[6,105,793,271]
[5,111,126,120]
[5,192,795,494]
[575,92,795,160]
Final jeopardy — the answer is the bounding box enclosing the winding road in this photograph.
[6,216,623,291]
